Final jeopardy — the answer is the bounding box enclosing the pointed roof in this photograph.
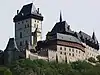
[60,11,62,22]
[4,38,19,51]
[92,32,98,44]
[13,3,43,22]
[19,3,37,16]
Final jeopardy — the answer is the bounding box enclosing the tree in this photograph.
[96,55,100,62]
[0,67,12,75]
[71,60,93,73]
[6,59,100,75]
[88,57,96,63]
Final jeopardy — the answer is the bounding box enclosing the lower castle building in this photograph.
[26,14,100,63]
[0,3,100,64]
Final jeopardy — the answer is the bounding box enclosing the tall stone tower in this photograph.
[13,3,43,51]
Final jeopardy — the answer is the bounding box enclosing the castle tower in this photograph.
[13,3,43,51]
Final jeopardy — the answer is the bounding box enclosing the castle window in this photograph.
[64,48,66,51]
[25,40,28,45]
[69,53,71,56]
[79,51,80,54]
[72,53,74,57]
[64,52,66,55]
[76,50,77,53]
[35,20,36,22]
[37,24,38,28]
[37,20,39,23]
[69,48,71,51]
[20,41,22,46]
[20,32,22,38]
[72,49,74,52]
[27,24,29,27]
[60,47,62,50]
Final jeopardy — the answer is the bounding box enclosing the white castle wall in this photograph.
[15,18,42,50]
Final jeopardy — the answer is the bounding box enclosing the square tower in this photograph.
[13,3,43,51]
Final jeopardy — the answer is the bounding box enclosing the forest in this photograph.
[1,55,100,75]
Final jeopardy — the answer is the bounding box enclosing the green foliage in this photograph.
[88,57,96,63]
[0,67,12,75]
[1,59,100,75]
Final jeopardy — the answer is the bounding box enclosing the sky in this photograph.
[0,0,100,50]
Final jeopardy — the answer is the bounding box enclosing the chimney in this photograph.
[17,10,19,14]
[37,8,39,14]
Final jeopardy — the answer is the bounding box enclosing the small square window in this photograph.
[27,24,29,27]
[64,52,66,55]
[69,48,71,51]
[76,50,77,53]
[72,49,74,52]
[79,51,80,54]
[64,48,66,51]
[69,53,71,56]
[37,21,39,23]
[72,53,74,57]
[60,47,62,50]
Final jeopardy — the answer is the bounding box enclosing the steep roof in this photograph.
[57,33,81,44]
[46,13,99,50]
[79,31,92,41]
[4,38,19,51]
[92,32,98,44]
[13,3,43,22]
[51,21,73,34]
[19,3,37,16]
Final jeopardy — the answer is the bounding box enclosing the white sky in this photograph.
[0,0,100,50]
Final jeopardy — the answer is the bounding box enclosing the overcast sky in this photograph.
[0,0,100,50]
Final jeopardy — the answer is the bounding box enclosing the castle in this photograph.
[0,3,100,64]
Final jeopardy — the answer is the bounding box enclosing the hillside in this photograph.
[1,59,100,75]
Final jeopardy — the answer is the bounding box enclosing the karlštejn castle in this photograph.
[0,3,100,65]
